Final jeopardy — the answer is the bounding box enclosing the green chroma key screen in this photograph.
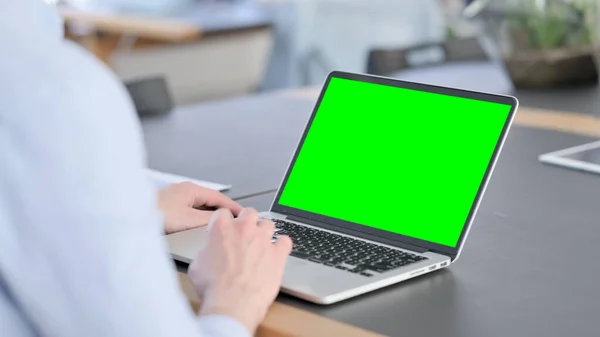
[277,77,513,247]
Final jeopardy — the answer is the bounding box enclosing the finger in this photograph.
[257,219,275,240]
[185,183,243,216]
[274,235,293,259]
[236,207,260,225]
[208,208,234,233]
[165,208,214,234]
[235,208,260,237]
[181,208,214,229]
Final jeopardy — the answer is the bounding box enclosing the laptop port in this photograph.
[428,265,436,271]
[410,269,425,276]
[440,261,448,267]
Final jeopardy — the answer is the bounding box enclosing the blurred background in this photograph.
[51,0,600,111]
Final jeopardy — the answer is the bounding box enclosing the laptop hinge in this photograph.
[286,215,428,253]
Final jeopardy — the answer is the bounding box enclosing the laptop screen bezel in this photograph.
[270,71,518,260]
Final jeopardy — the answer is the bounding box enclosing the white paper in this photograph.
[147,169,231,192]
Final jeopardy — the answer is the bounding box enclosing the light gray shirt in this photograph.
[62,0,195,16]
[0,1,249,336]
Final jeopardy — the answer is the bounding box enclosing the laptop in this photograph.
[167,71,518,304]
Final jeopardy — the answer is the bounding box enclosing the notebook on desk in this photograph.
[147,169,231,192]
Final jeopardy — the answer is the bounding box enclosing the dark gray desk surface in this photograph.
[142,93,315,200]
[234,128,600,337]
[145,91,600,336]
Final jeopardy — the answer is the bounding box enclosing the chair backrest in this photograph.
[366,37,488,76]
[124,76,173,117]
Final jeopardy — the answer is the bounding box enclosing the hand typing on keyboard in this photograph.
[189,209,292,334]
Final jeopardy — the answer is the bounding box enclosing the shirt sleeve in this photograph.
[0,13,247,337]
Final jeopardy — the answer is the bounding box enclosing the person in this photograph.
[0,1,292,336]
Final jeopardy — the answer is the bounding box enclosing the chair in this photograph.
[124,76,173,117]
[366,37,489,76]
[365,37,513,94]
[272,0,444,86]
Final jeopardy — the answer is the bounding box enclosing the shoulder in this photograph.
[0,38,151,214]
[0,37,144,155]
[1,38,134,122]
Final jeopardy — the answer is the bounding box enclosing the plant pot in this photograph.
[502,47,599,89]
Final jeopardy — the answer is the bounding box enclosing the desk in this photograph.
[59,6,200,65]
[59,3,271,63]
[142,93,315,200]
[390,61,600,116]
[59,3,273,104]
[143,90,600,336]
[234,128,600,337]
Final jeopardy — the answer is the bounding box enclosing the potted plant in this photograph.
[474,0,599,88]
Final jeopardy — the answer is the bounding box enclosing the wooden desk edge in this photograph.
[177,272,383,337]
[58,6,201,42]
[283,87,600,139]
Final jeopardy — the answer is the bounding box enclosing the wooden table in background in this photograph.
[59,6,201,65]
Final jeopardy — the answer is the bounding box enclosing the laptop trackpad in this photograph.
[282,257,365,294]
[285,257,311,270]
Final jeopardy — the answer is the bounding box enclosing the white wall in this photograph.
[259,0,445,86]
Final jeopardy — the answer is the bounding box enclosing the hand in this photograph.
[188,208,293,334]
[157,182,243,234]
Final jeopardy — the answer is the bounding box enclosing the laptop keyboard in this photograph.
[272,219,428,277]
